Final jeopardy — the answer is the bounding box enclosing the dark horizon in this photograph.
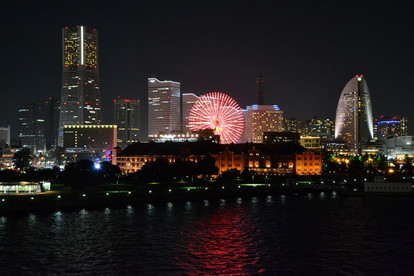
[1,0,413,139]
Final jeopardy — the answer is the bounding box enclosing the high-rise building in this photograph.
[374,115,408,140]
[18,103,46,152]
[114,99,140,148]
[283,118,303,133]
[335,75,374,155]
[182,93,199,132]
[243,72,284,143]
[307,117,335,138]
[44,97,60,149]
[0,126,10,147]
[148,78,181,138]
[58,26,101,146]
[244,105,284,143]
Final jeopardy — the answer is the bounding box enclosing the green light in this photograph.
[358,77,362,81]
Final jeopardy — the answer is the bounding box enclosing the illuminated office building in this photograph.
[114,99,140,148]
[18,103,46,152]
[283,118,303,133]
[148,78,181,138]
[63,125,117,162]
[182,93,199,132]
[59,26,101,146]
[243,72,283,143]
[374,115,408,140]
[335,75,373,155]
[307,117,334,138]
[244,105,284,143]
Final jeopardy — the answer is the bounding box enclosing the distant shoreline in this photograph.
[0,184,412,215]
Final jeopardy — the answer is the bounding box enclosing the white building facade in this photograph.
[148,78,181,138]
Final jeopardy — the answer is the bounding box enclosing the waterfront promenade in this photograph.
[0,182,341,214]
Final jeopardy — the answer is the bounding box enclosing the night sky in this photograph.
[1,0,413,139]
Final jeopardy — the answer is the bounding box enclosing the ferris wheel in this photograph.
[189,92,244,144]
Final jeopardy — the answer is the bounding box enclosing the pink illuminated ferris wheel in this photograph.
[189,92,244,144]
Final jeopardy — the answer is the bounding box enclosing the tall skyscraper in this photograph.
[18,103,46,152]
[335,75,373,155]
[114,99,140,148]
[58,26,101,146]
[182,93,199,132]
[148,78,181,138]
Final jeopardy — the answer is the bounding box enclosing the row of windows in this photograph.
[297,163,320,166]
[297,168,319,172]
[297,156,321,160]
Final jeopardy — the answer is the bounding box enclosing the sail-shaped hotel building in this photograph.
[335,75,374,155]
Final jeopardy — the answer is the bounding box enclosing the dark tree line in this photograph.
[60,160,121,189]
[134,156,218,183]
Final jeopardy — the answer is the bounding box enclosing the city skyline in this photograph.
[1,1,413,139]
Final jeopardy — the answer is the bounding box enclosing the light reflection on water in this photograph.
[179,206,264,274]
[280,194,286,204]
[0,196,414,274]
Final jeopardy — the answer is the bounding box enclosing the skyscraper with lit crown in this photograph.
[335,75,373,154]
[58,26,101,146]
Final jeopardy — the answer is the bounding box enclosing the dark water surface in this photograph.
[1,193,414,275]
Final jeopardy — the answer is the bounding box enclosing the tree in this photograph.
[13,148,32,170]
[171,159,197,180]
[97,161,122,182]
[240,166,252,180]
[196,155,219,177]
[220,169,241,182]
[375,154,388,172]
[347,157,364,177]
[401,155,413,177]
[60,159,100,189]
[0,169,20,181]
[137,158,172,183]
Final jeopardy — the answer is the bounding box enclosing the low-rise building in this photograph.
[295,150,322,175]
[63,125,117,162]
[384,136,414,160]
[300,136,321,151]
[113,141,322,176]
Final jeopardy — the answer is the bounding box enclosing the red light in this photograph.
[189,92,244,144]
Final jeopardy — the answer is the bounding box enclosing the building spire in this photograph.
[256,70,265,105]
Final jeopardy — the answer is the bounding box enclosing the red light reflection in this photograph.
[178,207,264,275]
